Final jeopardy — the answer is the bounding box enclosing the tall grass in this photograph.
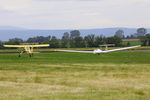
[0,52,150,100]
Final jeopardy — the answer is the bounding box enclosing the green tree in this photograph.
[5,38,23,45]
[84,34,95,47]
[115,29,124,38]
[74,37,84,48]
[61,32,70,48]
[50,36,59,48]
[146,34,150,46]
[106,36,122,46]
[95,35,105,47]
[44,36,59,48]
[139,36,147,46]
[61,39,70,48]
[0,41,4,49]
[127,42,131,46]
[62,32,69,40]
[137,28,147,37]
[27,36,50,43]
[70,30,80,40]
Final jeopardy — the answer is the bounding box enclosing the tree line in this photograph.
[110,28,150,46]
[0,30,122,48]
[0,27,149,48]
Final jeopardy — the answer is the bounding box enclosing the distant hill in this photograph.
[0,26,150,41]
[0,26,26,30]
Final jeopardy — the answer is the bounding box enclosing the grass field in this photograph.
[0,51,150,100]
[122,39,141,46]
[121,41,142,46]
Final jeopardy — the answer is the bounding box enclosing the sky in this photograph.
[0,0,150,29]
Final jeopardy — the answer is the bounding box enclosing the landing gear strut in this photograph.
[18,49,24,57]
[18,53,21,57]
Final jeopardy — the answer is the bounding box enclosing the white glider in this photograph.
[55,45,141,54]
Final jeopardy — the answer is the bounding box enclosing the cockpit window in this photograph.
[26,47,31,50]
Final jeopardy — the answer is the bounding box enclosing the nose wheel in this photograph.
[18,53,21,57]
[18,50,24,57]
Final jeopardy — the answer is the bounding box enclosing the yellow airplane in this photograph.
[4,44,49,57]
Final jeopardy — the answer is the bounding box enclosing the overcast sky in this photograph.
[0,0,150,29]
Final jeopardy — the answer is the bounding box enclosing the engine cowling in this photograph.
[93,49,102,54]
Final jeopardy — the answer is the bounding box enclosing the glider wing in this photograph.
[102,45,141,53]
[55,50,93,53]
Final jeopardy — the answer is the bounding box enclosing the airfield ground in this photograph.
[0,50,150,100]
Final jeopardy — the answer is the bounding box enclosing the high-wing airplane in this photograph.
[4,44,49,57]
[55,45,141,55]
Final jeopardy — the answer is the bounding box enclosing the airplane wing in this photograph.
[102,45,141,53]
[31,44,49,47]
[4,45,26,47]
[4,44,49,48]
[55,50,93,53]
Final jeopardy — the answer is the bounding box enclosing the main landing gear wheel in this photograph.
[29,54,32,57]
[18,53,21,57]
